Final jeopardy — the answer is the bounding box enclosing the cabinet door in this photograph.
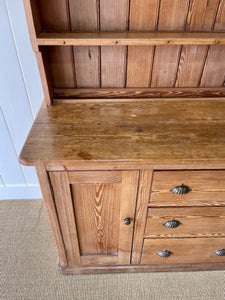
[49,170,139,267]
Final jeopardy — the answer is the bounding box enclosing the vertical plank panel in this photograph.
[0,1,39,185]
[214,0,225,31]
[100,0,129,87]
[0,110,26,186]
[200,0,225,87]
[0,176,4,187]
[151,0,189,87]
[39,0,76,88]
[69,0,100,87]
[127,0,158,87]
[0,0,34,154]
[175,0,219,87]
[200,45,225,87]
[6,0,43,116]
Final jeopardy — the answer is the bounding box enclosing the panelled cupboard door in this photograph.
[49,170,139,267]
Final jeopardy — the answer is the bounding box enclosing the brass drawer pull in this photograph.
[170,184,192,195]
[214,249,225,256]
[163,219,181,229]
[156,250,173,258]
[124,217,131,225]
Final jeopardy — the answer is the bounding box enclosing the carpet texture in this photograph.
[1,199,224,300]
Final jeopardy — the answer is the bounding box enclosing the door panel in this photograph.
[50,170,139,267]
[71,182,120,255]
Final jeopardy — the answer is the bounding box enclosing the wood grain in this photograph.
[118,171,139,264]
[53,87,225,99]
[200,45,225,87]
[127,0,158,87]
[49,172,80,266]
[23,0,41,51]
[69,0,100,88]
[46,46,75,88]
[35,166,67,267]
[141,238,225,265]
[176,0,221,87]
[150,170,225,207]
[151,0,189,87]
[61,262,225,274]
[131,170,153,264]
[71,181,120,255]
[100,0,128,87]
[19,101,225,167]
[145,207,225,238]
[37,31,225,46]
[52,170,138,266]
[200,1,225,87]
[39,0,76,88]
[101,46,127,87]
[35,49,53,106]
[68,171,122,184]
[214,0,225,31]
[34,101,225,124]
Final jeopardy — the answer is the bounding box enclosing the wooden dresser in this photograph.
[20,0,225,274]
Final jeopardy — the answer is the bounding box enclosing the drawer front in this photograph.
[150,171,225,207]
[145,207,225,238]
[141,238,225,265]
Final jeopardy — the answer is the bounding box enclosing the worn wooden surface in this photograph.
[69,0,100,88]
[37,31,225,46]
[145,207,225,238]
[53,87,225,99]
[49,171,80,266]
[141,238,225,265]
[24,0,225,97]
[61,262,225,274]
[39,0,76,89]
[150,171,225,207]
[20,101,225,167]
[131,170,153,264]
[35,166,67,267]
[50,170,138,266]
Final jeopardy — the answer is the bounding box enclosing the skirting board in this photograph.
[0,185,42,200]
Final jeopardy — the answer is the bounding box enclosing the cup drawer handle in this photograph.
[214,249,225,256]
[163,219,181,229]
[170,184,192,195]
[156,250,173,258]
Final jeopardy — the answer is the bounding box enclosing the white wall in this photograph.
[0,0,44,199]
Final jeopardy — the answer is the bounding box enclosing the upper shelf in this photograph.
[37,31,225,46]
[24,0,225,107]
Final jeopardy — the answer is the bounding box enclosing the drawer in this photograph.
[145,207,225,238]
[141,238,225,265]
[150,171,225,207]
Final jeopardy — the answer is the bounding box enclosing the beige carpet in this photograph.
[1,199,224,300]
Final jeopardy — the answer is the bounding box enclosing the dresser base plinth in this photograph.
[59,263,225,275]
